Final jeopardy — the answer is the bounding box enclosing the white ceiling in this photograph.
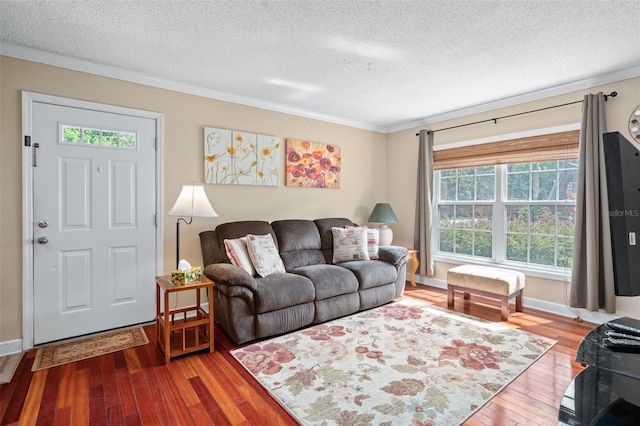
[1,0,640,133]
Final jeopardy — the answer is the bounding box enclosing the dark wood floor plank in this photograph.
[189,357,248,423]
[69,365,90,425]
[54,363,75,411]
[154,366,196,426]
[51,405,72,426]
[17,369,46,425]
[188,375,232,425]
[1,355,36,425]
[183,401,218,425]
[99,353,124,426]
[115,367,138,418]
[35,365,61,425]
[128,371,161,425]
[86,357,107,426]
[142,366,177,425]
[166,361,200,406]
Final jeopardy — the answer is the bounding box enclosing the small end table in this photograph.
[407,249,419,287]
[155,275,215,364]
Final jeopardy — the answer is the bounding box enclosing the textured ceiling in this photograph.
[1,0,640,132]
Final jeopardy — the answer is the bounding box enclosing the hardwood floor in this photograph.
[1,284,595,425]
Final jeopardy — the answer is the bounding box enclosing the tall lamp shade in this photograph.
[368,203,398,246]
[167,185,218,268]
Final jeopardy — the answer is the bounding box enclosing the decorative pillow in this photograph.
[332,226,370,263]
[366,227,380,260]
[223,236,255,276]
[347,226,379,260]
[246,233,286,277]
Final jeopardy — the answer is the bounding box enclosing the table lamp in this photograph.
[368,203,398,246]
[167,184,218,268]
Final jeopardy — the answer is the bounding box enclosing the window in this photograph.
[61,124,137,149]
[438,167,494,258]
[434,129,579,272]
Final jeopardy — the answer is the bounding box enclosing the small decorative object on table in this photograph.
[171,266,202,286]
[171,259,202,285]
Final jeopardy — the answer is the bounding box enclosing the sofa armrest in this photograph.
[378,246,409,267]
[203,263,258,293]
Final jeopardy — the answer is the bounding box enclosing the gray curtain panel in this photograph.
[414,130,435,278]
[569,92,616,313]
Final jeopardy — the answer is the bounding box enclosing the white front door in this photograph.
[31,101,158,345]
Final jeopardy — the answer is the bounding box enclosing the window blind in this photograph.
[433,130,580,170]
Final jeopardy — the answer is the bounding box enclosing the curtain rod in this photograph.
[416,91,618,136]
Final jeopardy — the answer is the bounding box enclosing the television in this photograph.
[602,132,640,296]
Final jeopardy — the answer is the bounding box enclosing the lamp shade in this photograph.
[367,203,398,224]
[167,185,218,218]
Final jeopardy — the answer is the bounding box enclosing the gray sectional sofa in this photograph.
[199,218,408,344]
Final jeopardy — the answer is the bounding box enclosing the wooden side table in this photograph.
[407,249,419,287]
[155,275,215,364]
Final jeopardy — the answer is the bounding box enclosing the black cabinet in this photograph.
[559,317,640,425]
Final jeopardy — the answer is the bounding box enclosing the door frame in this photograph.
[21,91,164,350]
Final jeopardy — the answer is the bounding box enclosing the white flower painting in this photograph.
[204,127,280,186]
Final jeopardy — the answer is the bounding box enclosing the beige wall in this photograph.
[387,76,640,319]
[2,55,640,344]
[0,56,387,342]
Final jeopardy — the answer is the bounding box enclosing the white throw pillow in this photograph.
[224,236,256,276]
[332,226,370,263]
[366,227,380,260]
[246,233,286,277]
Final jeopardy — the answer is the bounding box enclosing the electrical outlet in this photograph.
[630,232,637,246]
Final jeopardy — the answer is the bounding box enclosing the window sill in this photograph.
[434,253,572,283]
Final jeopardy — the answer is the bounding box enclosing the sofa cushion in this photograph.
[200,230,227,266]
[338,260,398,290]
[246,234,286,277]
[314,218,356,263]
[216,220,278,249]
[224,236,256,276]
[332,226,369,263]
[290,264,358,300]
[272,219,325,270]
[254,273,315,313]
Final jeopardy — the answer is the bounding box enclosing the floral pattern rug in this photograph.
[231,299,556,425]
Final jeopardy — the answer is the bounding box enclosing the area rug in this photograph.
[0,352,24,384]
[231,299,556,425]
[32,327,148,371]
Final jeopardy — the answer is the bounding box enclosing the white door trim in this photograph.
[21,91,164,350]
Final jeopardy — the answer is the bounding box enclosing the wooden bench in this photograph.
[447,265,525,321]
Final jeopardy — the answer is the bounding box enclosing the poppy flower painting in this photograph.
[285,139,341,188]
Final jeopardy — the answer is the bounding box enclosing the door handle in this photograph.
[37,236,49,245]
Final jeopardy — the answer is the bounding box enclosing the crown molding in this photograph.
[3,42,639,135]
[384,64,640,134]
[0,42,386,133]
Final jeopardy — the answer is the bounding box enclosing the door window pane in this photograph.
[60,124,137,149]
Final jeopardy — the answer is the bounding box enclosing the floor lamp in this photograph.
[167,185,218,269]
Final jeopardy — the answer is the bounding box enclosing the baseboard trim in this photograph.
[413,276,618,325]
[0,339,23,356]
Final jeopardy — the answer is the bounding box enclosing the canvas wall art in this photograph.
[285,139,341,188]
[204,127,280,186]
